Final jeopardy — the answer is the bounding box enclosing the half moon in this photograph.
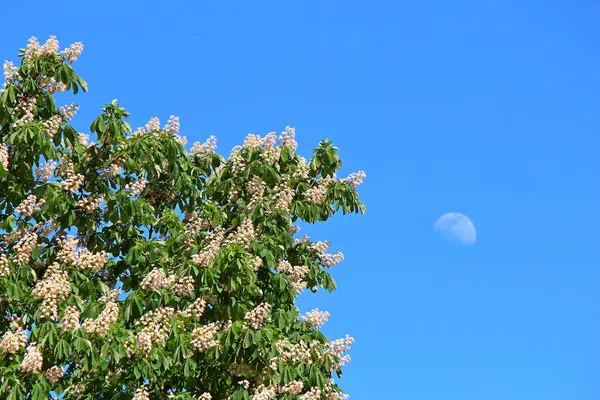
[433,212,476,245]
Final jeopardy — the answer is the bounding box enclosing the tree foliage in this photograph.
[0,36,366,400]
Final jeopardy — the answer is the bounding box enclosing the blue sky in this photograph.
[3,1,600,399]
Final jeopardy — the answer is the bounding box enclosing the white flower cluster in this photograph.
[272,339,320,367]
[145,117,161,132]
[13,231,38,264]
[81,290,120,335]
[173,276,195,296]
[40,76,67,94]
[304,185,327,205]
[279,126,298,151]
[300,387,321,400]
[3,60,18,81]
[190,322,220,351]
[78,132,90,146]
[190,136,217,156]
[35,160,57,181]
[343,170,366,188]
[135,307,176,353]
[42,115,64,138]
[197,393,212,400]
[40,35,59,55]
[21,344,44,374]
[45,365,64,384]
[0,144,8,170]
[228,146,246,174]
[280,381,304,395]
[77,195,104,213]
[225,219,256,248]
[247,176,266,207]
[192,229,224,267]
[321,252,344,268]
[0,253,9,276]
[61,41,84,63]
[132,387,150,400]
[253,385,276,400]
[62,172,85,193]
[301,309,330,329]
[140,268,171,291]
[243,303,271,330]
[60,102,79,121]
[14,94,37,126]
[75,248,109,272]
[0,329,26,354]
[274,185,295,211]
[140,268,195,296]
[125,179,147,197]
[59,306,81,331]
[15,194,45,216]
[32,263,71,320]
[182,298,207,320]
[162,115,180,133]
[102,159,123,178]
[277,260,309,295]
[328,335,354,356]
[56,235,78,264]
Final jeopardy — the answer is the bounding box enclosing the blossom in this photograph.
[197,393,212,400]
[301,309,330,329]
[274,186,295,211]
[45,365,64,384]
[60,102,79,120]
[321,252,344,268]
[32,263,71,320]
[35,160,57,181]
[40,35,59,55]
[42,115,63,137]
[125,179,147,197]
[253,385,276,400]
[144,117,160,133]
[190,322,220,351]
[304,185,327,205]
[3,61,18,81]
[225,219,256,247]
[191,229,224,267]
[279,126,298,152]
[81,290,120,335]
[62,173,85,193]
[132,387,150,400]
[190,136,217,156]
[21,344,43,374]
[75,248,109,272]
[15,194,45,216]
[24,36,41,59]
[280,381,304,395]
[0,329,26,354]
[0,144,8,170]
[163,115,180,134]
[247,176,266,207]
[0,253,9,276]
[13,231,38,264]
[135,307,176,351]
[243,303,271,330]
[343,170,366,187]
[59,306,81,331]
[77,195,104,213]
[61,41,84,62]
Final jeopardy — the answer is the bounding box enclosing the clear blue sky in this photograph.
[3,1,600,399]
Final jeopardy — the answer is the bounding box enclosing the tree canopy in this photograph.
[0,36,366,400]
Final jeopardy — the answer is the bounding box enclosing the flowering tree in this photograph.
[0,36,366,400]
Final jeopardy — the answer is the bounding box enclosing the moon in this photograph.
[434,212,476,245]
